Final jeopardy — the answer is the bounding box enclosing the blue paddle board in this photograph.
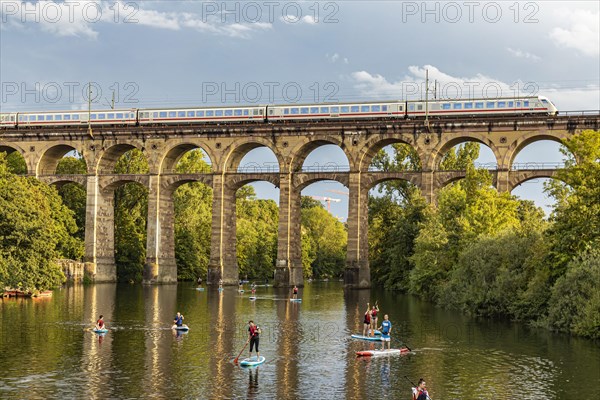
[240,356,265,367]
[93,328,108,334]
[351,334,383,341]
[172,324,189,331]
[196,287,205,291]
[290,298,302,302]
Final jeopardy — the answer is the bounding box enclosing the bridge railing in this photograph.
[511,162,564,170]
[300,163,350,173]
[558,110,600,117]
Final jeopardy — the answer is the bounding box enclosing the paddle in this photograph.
[403,376,432,400]
[234,337,251,364]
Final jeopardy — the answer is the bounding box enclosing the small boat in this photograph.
[172,324,190,331]
[356,348,410,357]
[239,356,265,367]
[350,334,383,342]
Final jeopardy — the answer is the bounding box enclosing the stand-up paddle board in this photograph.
[290,298,302,302]
[356,348,410,357]
[350,334,383,341]
[196,287,205,291]
[249,296,257,300]
[93,328,108,334]
[172,324,190,331]
[218,287,223,292]
[239,356,265,367]
[238,290,245,293]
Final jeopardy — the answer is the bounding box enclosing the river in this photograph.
[1,282,598,399]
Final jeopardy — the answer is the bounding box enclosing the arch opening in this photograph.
[162,145,213,174]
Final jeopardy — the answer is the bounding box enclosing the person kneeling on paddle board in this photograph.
[95,315,105,330]
[173,312,184,327]
[378,314,392,350]
[248,320,261,359]
[412,378,429,400]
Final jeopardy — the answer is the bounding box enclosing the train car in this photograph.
[0,113,18,128]
[267,100,405,121]
[16,109,137,127]
[138,105,266,125]
[406,96,558,118]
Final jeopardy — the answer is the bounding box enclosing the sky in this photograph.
[1,0,599,218]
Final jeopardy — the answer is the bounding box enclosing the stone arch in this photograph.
[504,131,570,169]
[363,173,422,192]
[0,143,31,173]
[160,175,213,194]
[509,170,562,192]
[223,137,284,173]
[99,175,150,192]
[40,175,87,188]
[36,144,86,176]
[227,175,280,191]
[159,142,215,174]
[429,134,500,171]
[358,135,423,172]
[294,174,349,191]
[96,143,146,174]
[289,136,352,172]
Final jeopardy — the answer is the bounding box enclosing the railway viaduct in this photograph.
[1,114,598,288]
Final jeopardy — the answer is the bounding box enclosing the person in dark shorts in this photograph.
[248,320,261,359]
[173,312,184,327]
[292,285,298,299]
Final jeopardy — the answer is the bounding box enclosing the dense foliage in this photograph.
[367,131,600,339]
[0,153,82,292]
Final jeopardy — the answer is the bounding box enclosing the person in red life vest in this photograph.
[370,302,379,337]
[248,320,261,360]
[362,303,372,336]
[412,378,429,400]
[95,315,105,330]
[292,285,298,299]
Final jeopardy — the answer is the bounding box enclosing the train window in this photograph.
[372,105,381,112]
[384,105,390,111]
[497,101,506,108]
[72,115,79,120]
[361,105,370,112]
[168,111,176,118]
[442,103,451,110]
[55,115,62,121]
[196,111,204,117]
[206,110,214,117]
[453,103,462,109]
[177,111,185,117]
[291,108,299,114]
[225,110,233,116]
[116,113,124,119]
[508,101,514,107]
[19,115,24,121]
[64,115,71,120]
[243,110,249,116]
[46,115,53,121]
[215,110,223,116]
[351,106,359,112]
[409,104,415,111]
[259,109,264,115]
[234,109,242,116]
[284,109,289,115]
[475,102,484,109]
[486,102,495,108]
[107,113,114,119]
[331,106,339,113]
[464,103,473,109]
[417,105,423,110]
[320,107,329,113]
[311,107,319,113]
[158,112,165,118]
[38,115,45,121]
[184,111,192,117]
[523,101,529,107]
[300,107,309,114]
[341,106,349,113]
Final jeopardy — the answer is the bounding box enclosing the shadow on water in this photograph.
[0,282,598,399]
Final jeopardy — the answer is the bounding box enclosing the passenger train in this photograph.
[0,96,558,129]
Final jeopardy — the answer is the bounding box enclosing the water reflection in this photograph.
[0,282,598,399]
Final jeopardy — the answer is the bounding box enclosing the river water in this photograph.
[1,282,598,399]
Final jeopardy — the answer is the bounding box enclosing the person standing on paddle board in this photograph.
[218,279,223,290]
[95,315,105,330]
[362,303,372,336]
[371,303,379,336]
[173,312,184,327]
[412,378,429,400]
[378,314,392,350]
[292,285,298,299]
[248,320,261,359]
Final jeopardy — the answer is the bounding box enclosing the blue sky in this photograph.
[1,1,599,217]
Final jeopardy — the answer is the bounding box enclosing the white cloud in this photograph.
[326,53,349,64]
[507,48,541,62]
[0,0,270,39]
[549,9,600,56]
